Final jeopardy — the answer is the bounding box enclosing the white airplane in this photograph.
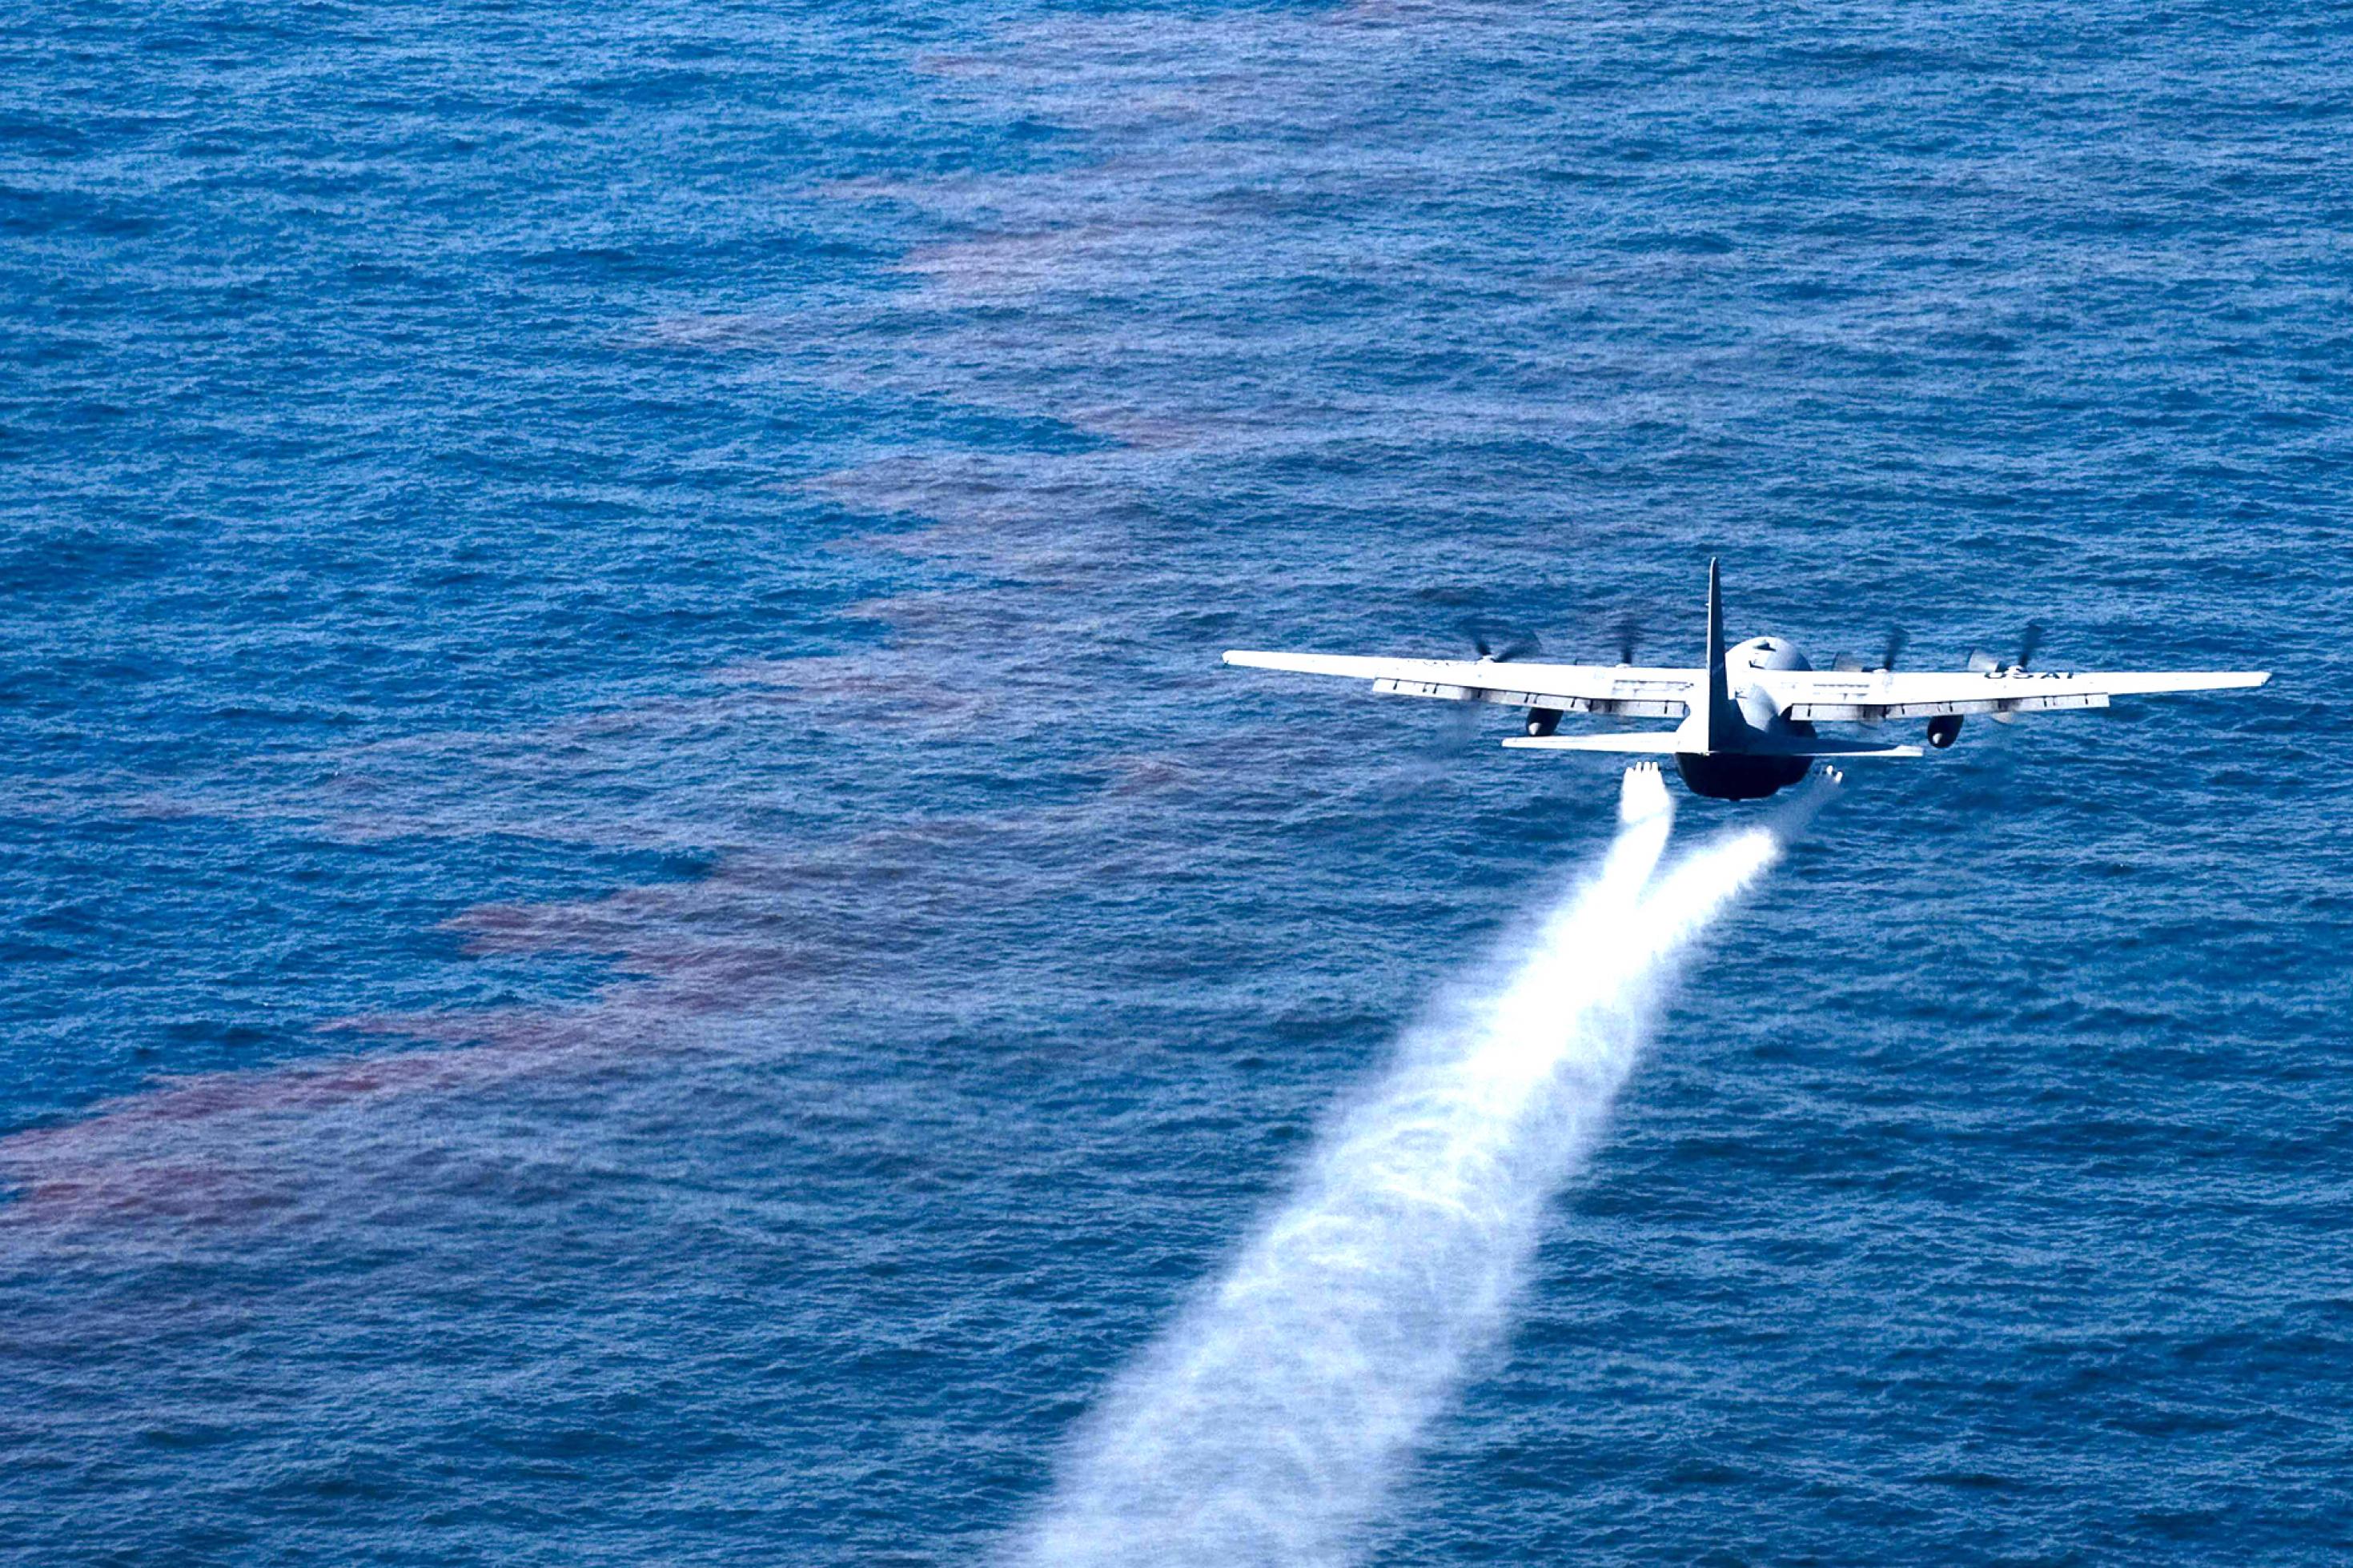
[1224,560,2271,800]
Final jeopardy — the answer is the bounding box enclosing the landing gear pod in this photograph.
[1524,708,1563,738]
[1925,715,1963,749]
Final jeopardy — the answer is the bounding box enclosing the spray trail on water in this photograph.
[1022,764,1840,1567]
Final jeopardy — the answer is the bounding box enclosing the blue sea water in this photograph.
[3,0,2350,1562]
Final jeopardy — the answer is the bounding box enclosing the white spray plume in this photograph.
[1018,764,1841,1568]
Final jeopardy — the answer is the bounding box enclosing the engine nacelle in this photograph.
[1525,708,1564,738]
[1925,715,1964,749]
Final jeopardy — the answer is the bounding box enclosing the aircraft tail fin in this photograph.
[1692,557,1729,752]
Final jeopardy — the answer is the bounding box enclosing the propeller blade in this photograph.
[1433,700,1487,753]
[1456,616,1540,663]
[2017,621,2045,671]
[1881,626,1909,672]
[1612,613,1641,666]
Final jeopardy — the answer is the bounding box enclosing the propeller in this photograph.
[1991,622,2047,724]
[1967,621,2046,675]
[1422,616,1538,758]
[1612,613,1642,667]
[1833,627,1907,674]
[1458,616,1542,663]
[1962,622,2049,722]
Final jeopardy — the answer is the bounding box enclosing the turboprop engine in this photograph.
[1932,627,2042,747]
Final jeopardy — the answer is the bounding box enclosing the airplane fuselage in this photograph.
[1672,749,1811,800]
[1672,635,1819,800]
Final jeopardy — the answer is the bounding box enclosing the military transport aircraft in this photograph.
[1223,561,2270,800]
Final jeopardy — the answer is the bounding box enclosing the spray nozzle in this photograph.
[1618,761,1672,826]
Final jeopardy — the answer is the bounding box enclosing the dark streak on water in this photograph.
[3,2,2350,1563]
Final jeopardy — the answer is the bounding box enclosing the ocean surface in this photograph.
[5,2,2350,1562]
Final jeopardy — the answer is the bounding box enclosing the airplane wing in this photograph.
[1761,667,2271,723]
[1221,651,1704,720]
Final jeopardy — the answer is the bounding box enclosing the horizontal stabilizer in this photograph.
[1501,732,1684,754]
[1504,732,1923,759]
[1753,736,1926,759]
